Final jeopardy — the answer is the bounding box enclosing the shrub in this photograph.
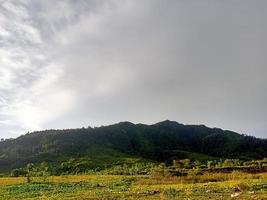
[10,168,27,177]
[150,163,171,178]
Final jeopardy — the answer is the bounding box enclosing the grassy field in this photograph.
[0,172,266,200]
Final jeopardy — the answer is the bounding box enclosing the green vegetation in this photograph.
[3,151,266,199]
[0,120,266,174]
[0,169,266,199]
[0,120,266,199]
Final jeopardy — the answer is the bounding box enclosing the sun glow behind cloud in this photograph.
[0,0,78,135]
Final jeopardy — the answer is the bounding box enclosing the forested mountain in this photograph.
[0,120,266,173]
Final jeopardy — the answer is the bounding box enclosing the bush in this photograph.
[150,163,171,178]
[164,188,180,198]
[10,168,27,177]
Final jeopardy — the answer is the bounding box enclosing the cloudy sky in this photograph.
[0,0,266,138]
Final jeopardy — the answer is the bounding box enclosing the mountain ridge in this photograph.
[0,120,266,173]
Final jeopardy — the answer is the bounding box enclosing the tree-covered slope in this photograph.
[0,120,266,172]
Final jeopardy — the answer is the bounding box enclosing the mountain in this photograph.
[0,120,266,173]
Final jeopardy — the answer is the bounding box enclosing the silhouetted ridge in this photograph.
[154,120,181,127]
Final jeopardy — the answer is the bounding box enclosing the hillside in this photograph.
[0,120,266,173]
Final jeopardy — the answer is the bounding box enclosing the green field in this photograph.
[0,172,266,200]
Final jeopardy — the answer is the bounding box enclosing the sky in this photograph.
[0,0,266,139]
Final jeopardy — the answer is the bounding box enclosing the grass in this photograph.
[0,173,266,199]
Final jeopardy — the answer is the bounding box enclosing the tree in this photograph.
[207,161,216,169]
[151,163,170,177]
[223,159,234,167]
[39,162,50,182]
[26,163,35,183]
[193,160,201,169]
[173,160,183,169]
[180,159,191,169]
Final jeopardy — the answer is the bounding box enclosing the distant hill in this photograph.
[0,120,266,173]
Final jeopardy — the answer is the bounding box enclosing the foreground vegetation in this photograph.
[1,158,267,199]
[0,171,266,200]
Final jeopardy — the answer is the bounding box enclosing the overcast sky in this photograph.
[0,0,266,138]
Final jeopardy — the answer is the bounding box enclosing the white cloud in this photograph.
[0,0,75,135]
[0,0,266,138]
